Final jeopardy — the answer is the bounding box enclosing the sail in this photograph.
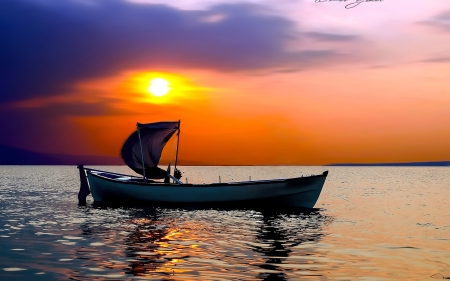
[121,121,179,179]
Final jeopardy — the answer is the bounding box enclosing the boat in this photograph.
[77,121,328,208]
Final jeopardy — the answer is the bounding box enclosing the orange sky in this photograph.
[2,0,450,165]
[12,61,446,165]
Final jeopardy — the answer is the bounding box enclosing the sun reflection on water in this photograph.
[58,206,331,280]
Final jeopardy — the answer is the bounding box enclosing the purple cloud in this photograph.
[420,11,450,31]
[0,0,353,103]
[419,56,450,63]
[305,32,359,42]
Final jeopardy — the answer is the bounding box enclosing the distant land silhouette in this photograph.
[328,162,450,166]
[1,145,449,166]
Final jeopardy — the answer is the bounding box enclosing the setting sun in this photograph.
[148,78,170,96]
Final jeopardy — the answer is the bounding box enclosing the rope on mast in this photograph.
[137,125,146,183]
[174,120,180,171]
[173,120,181,183]
[168,130,178,167]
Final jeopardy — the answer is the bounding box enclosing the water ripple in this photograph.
[0,166,449,280]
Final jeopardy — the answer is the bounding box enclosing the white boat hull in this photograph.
[82,169,328,208]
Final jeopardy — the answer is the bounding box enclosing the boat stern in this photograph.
[77,165,91,205]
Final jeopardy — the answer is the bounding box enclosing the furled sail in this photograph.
[121,121,179,179]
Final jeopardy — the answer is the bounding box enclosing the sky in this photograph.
[1,0,450,165]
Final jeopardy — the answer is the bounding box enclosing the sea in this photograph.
[0,166,449,281]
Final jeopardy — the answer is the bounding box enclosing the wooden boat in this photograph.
[77,121,328,208]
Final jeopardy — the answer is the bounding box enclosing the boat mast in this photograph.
[174,120,180,174]
[137,124,146,183]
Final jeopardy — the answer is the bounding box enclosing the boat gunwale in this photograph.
[85,168,328,188]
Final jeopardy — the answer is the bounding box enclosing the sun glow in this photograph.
[111,71,209,105]
[148,78,170,96]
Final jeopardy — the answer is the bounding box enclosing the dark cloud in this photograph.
[0,106,73,152]
[418,56,450,63]
[0,0,347,103]
[366,65,389,69]
[305,32,359,42]
[420,11,450,31]
[0,99,187,154]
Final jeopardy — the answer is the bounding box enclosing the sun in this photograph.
[148,78,170,97]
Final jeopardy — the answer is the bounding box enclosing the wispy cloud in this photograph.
[418,56,450,63]
[305,32,359,42]
[419,10,450,31]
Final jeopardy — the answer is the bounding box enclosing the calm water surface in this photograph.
[0,166,449,280]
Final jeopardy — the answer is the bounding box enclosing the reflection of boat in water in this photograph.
[250,210,330,280]
[74,206,332,280]
[78,121,328,208]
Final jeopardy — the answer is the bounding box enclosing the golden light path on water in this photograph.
[0,166,449,280]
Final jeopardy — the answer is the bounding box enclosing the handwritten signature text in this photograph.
[315,0,384,9]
